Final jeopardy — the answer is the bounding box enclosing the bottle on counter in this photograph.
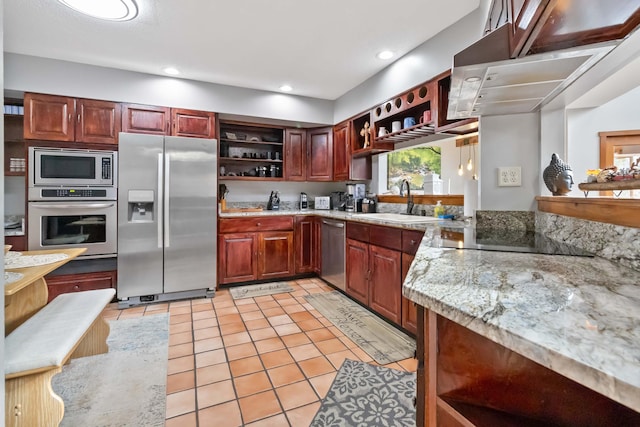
[434,200,445,217]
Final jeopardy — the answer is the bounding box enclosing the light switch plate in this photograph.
[498,167,522,186]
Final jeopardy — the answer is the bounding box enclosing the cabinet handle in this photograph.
[68,113,72,122]
[410,240,416,245]
[256,222,261,226]
[77,114,81,123]
[73,285,80,290]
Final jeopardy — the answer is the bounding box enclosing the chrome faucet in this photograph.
[400,179,414,215]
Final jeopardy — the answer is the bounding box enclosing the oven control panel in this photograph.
[41,189,108,198]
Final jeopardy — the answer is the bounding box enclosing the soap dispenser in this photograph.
[434,200,445,218]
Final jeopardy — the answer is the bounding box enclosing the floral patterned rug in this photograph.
[310,359,416,427]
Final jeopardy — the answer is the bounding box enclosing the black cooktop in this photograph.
[438,229,594,257]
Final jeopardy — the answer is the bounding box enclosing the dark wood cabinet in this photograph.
[307,127,333,181]
[369,244,402,324]
[24,93,121,144]
[258,231,294,279]
[345,238,370,305]
[285,127,333,181]
[45,270,116,302]
[24,93,76,141]
[218,232,258,284]
[401,254,418,335]
[313,217,322,274]
[284,128,306,181]
[295,216,315,274]
[171,108,216,139]
[416,306,640,426]
[333,121,350,181]
[121,103,170,135]
[218,216,294,285]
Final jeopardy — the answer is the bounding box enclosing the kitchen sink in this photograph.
[355,213,442,223]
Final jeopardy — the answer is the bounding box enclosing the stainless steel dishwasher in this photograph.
[321,219,345,291]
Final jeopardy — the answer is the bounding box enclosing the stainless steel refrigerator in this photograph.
[117,133,217,307]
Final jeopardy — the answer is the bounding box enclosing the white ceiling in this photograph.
[3,0,479,100]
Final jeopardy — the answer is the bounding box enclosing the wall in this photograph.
[1,0,6,409]
[479,113,540,211]
[333,2,490,124]
[4,53,334,127]
[221,181,347,206]
[565,85,640,196]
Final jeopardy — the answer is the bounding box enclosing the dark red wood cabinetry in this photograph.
[24,93,121,144]
[295,216,316,274]
[345,222,410,328]
[45,270,116,302]
[416,307,640,426]
[218,217,294,285]
[285,127,333,181]
[401,229,424,335]
[333,121,350,181]
[122,104,216,138]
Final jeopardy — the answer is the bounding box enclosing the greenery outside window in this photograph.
[387,146,441,192]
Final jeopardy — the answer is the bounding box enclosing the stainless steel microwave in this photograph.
[29,147,117,188]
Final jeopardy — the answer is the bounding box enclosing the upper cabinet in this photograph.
[485,0,640,58]
[24,93,121,144]
[333,120,371,181]
[284,126,333,182]
[122,104,216,138]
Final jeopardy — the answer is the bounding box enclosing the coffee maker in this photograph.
[300,192,308,210]
[345,184,356,212]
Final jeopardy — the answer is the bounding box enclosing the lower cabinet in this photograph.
[369,244,402,324]
[45,270,117,303]
[401,229,424,335]
[218,216,294,285]
[294,215,315,274]
[346,238,370,305]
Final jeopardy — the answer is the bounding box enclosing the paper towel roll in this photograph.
[464,180,478,218]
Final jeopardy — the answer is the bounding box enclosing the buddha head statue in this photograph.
[543,153,574,196]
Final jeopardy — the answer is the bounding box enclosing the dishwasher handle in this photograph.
[322,220,345,228]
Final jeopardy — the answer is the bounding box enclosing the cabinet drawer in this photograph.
[402,230,425,255]
[46,270,116,302]
[370,225,402,251]
[346,222,370,242]
[219,216,293,233]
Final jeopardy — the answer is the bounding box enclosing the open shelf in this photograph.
[219,121,285,180]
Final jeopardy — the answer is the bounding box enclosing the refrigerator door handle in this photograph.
[164,152,171,248]
[157,153,164,249]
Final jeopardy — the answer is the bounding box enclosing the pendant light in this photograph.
[458,144,464,176]
[472,143,478,180]
[466,144,473,171]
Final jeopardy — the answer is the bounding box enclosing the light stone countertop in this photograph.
[218,208,465,231]
[402,237,640,413]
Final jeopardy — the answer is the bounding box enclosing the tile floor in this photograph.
[102,278,418,427]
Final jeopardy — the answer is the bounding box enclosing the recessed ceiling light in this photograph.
[465,76,481,82]
[377,50,394,60]
[58,0,139,21]
[279,85,293,92]
[163,67,180,76]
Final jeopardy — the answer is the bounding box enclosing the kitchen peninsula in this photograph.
[403,239,640,425]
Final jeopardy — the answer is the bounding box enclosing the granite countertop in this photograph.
[402,237,640,412]
[219,209,465,231]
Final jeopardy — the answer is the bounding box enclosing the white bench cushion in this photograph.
[5,288,115,376]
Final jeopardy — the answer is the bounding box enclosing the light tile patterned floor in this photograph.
[102,278,418,427]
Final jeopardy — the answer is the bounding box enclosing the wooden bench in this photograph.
[4,288,116,427]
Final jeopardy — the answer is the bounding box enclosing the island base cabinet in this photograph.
[345,238,369,305]
[45,270,116,303]
[369,245,401,324]
[416,306,640,426]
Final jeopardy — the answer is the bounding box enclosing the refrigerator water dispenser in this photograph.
[128,190,155,222]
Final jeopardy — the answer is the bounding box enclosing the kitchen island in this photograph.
[5,248,87,335]
[403,239,640,425]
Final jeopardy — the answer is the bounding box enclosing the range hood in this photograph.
[447,24,617,119]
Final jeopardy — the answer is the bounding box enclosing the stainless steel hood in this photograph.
[447,24,617,119]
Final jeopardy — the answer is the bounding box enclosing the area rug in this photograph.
[230,281,293,299]
[305,291,415,364]
[52,313,169,427]
[310,359,416,427]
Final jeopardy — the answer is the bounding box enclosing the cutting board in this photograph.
[221,207,264,213]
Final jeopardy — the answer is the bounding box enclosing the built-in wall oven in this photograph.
[28,147,118,259]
